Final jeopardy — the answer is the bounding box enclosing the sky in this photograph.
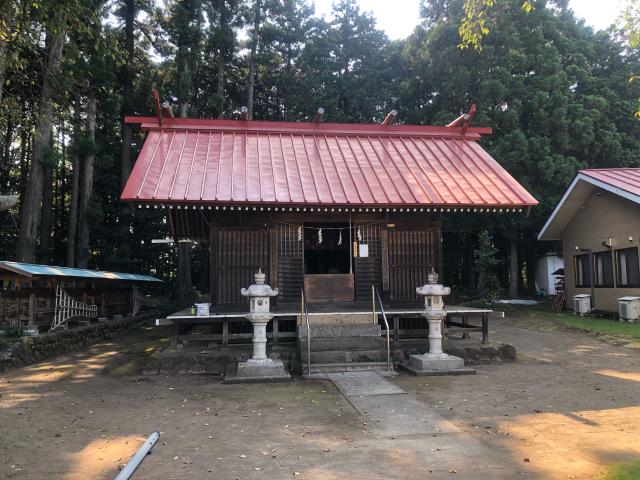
[312,0,625,40]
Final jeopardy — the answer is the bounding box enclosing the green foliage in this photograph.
[474,230,502,302]
[72,135,97,157]
[0,325,23,348]
[458,0,533,51]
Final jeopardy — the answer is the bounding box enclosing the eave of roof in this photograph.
[538,169,640,241]
[0,261,162,282]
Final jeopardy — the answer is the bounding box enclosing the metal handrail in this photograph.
[301,287,311,375]
[372,284,392,372]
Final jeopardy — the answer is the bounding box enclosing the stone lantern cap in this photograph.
[416,269,451,297]
[241,269,279,297]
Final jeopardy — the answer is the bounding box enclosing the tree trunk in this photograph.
[1,116,12,189]
[55,126,67,262]
[508,229,518,298]
[0,0,14,109]
[77,93,96,269]
[16,25,65,262]
[217,54,225,118]
[246,0,261,120]
[66,100,81,266]
[118,0,136,265]
[38,160,53,264]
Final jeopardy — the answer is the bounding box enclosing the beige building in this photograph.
[538,169,640,313]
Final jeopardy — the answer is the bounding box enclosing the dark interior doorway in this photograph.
[303,223,350,274]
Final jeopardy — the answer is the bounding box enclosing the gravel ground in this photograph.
[0,316,638,479]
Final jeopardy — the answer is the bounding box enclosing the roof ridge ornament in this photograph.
[313,107,325,124]
[382,109,398,126]
[446,102,477,134]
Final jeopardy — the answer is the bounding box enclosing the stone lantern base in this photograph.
[402,352,475,376]
[224,358,291,384]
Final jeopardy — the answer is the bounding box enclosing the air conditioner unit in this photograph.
[573,294,591,316]
[618,296,640,322]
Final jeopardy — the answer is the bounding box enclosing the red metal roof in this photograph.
[121,117,538,208]
[580,168,640,198]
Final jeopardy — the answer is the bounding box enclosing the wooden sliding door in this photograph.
[213,227,269,305]
[388,229,438,302]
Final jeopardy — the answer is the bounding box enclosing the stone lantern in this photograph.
[241,269,278,363]
[226,269,290,382]
[406,269,472,375]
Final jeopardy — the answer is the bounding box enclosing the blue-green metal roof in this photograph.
[0,261,162,282]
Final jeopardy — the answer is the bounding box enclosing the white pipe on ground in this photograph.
[114,432,160,480]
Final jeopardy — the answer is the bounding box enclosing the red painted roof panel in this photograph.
[580,168,640,198]
[121,118,538,208]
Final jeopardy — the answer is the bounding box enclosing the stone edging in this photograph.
[0,310,159,373]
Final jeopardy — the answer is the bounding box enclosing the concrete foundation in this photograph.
[224,358,291,384]
[403,352,475,376]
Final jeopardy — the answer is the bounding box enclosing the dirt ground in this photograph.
[0,316,639,480]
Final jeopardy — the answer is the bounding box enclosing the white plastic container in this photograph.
[195,303,210,316]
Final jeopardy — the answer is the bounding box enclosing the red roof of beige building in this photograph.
[539,168,640,240]
[580,168,640,198]
[121,117,538,210]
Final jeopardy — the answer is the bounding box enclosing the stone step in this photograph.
[299,336,385,352]
[302,361,390,374]
[299,323,381,338]
[301,313,375,325]
[301,349,388,364]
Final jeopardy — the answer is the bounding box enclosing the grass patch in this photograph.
[499,304,640,342]
[555,316,640,340]
[601,461,640,480]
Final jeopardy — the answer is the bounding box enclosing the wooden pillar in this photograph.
[28,294,36,327]
[100,292,107,316]
[222,319,229,345]
[210,224,216,308]
[381,228,389,297]
[130,283,135,317]
[171,322,178,349]
[482,312,488,344]
[269,226,278,291]
[393,315,399,342]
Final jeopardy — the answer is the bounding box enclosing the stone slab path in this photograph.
[328,371,405,397]
[328,371,531,478]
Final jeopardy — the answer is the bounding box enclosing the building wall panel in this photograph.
[562,190,640,312]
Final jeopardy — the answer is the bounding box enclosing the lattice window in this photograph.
[355,223,381,257]
[278,224,303,258]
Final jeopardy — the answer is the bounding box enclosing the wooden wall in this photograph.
[207,210,441,307]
